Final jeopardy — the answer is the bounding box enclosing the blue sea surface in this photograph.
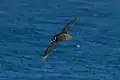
[0,0,120,80]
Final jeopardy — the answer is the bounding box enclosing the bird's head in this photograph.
[52,35,57,42]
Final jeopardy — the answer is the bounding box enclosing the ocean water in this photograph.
[0,0,120,80]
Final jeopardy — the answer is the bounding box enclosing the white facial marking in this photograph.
[52,36,56,41]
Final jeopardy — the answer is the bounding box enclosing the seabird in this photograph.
[42,17,80,62]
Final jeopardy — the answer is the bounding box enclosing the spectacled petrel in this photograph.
[42,17,80,62]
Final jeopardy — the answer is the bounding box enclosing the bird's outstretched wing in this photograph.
[42,41,57,62]
[60,17,80,34]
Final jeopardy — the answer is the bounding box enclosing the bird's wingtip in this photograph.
[40,54,45,63]
[76,16,80,20]
[41,55,48,63]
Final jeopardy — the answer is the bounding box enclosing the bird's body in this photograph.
[42,17,80,62]
[53,33,72,42]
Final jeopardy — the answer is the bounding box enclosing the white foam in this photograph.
[76,45,80,48]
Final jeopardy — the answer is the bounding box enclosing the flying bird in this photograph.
[42,17,80,62]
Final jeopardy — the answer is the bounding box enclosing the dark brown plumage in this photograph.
[42,17,80,62]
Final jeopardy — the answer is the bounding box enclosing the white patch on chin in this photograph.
[53,37,56,41]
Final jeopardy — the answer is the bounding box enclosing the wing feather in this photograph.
[42,41,57,62]
[60,17,80,33]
